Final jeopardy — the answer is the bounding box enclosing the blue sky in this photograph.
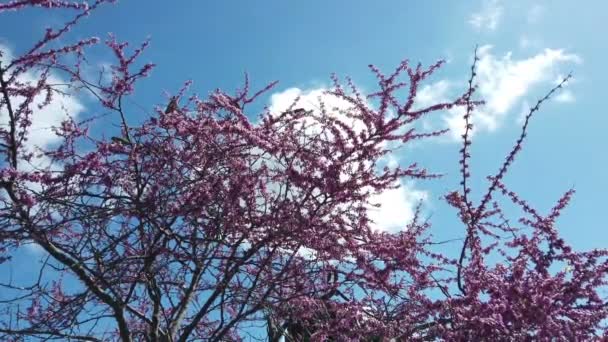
[1,0,606,261]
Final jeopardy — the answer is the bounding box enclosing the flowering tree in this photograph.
[0,2,606,341]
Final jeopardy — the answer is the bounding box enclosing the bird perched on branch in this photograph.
[291,108,307,115]
[111,136,130,145]
[111,96,179,145]
[165,96,179,114]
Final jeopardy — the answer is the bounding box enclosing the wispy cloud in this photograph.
[527,4,544,24]
[518,35,542,50]
[475,45,579,116]
[554,90,575,103]
[469,0,503,31]
[552,74,576,103]
[418,46,580,141]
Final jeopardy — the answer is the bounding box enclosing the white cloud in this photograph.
[471,46,579,132]
[367,181,427,233]
[416,80,451,108]
[469,0,503,31]
[419,46,580,140]
[0,44,85,171]
[268,87,428,233]
[268,87,366,136]
[1,44,85,255]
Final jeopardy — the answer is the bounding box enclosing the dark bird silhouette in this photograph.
[111,136,130,145]
[292,108,307,115]
[165,96,179,114]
